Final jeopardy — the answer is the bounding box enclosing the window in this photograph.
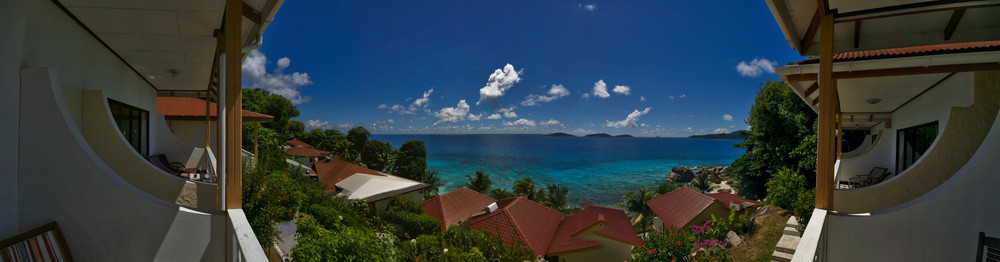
[108,99,149,156]
[896,121,938,174]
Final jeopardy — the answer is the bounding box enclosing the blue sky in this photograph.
[242,1,806,136]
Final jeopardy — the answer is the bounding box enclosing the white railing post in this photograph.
[793,209,828,262]
[227,209,268,262]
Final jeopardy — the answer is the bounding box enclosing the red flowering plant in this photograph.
[629,220,733,262]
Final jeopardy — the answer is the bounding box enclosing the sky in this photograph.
[243,1,806,137]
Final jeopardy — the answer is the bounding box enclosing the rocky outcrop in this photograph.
[667,166,695,183]
[667,165,730,183]
[699,166,730,183]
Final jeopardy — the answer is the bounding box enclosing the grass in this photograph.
[726,209,791,262]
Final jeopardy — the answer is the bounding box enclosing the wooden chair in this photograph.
[979,232,1000,262]
[0,222,73,262]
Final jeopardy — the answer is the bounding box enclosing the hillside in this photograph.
[545,132,576,137]
[688,130,747,140]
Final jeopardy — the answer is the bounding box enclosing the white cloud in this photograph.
[539,119,562,126]
[679,94,687,99]
[723,114,734,121]
[714,128,731,134]
[242,50,313,104]
[668,96,675,100]
[736,58,777,77]
[606,107,652,128]
[579,3,597,11]
[499,106,518,118]
[521,84,571,106]
[486,113,502,120]
[503,119,536,127]
[433,100,471,124]
[591,80,610,98]
[305,119,333,129]
[468,113,483,121]
[477,64,523,106]
[612,85,631,95]
[381,88,435,114]
[640,96,646,101]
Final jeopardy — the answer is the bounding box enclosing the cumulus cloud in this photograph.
[433,100,471,124]
[477,64,523,106]
[503,119,536,127]
[468,113,484,121]
[606,107,652,128]
[242,50,313,104]
[305,119,333,129]
[723,114,734,121]
[499,107,518,118]
[680,94,687,98]
[714,128,730,134]
[579,3,597,11]
[521,84,571,106]
[640,96,646,101]
[591,80,610,98]
[736,58,777,77]
[612,85,631,95]
[486,113,502,120]
[380,88,434,114]
[539,119,562,126]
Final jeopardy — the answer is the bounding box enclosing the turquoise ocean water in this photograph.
[372,134,744,207]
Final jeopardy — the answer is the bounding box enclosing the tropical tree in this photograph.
[417,170,443,198]
[512,177,540,201]
[487,189,517,199]
[691,172,712,193]
[541,184,569,211]
[464,171,493,193]
[394,141,427,181]
[360,139,396,172]
[346,126,371,161]
[242,88,301,139]
[621,186,657,231]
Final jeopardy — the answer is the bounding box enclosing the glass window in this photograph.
[896,121,938,173]
[108,99,149,156]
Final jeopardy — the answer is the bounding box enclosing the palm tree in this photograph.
[620,186,657,230]
[465,171,493,193]
[487,189,517,199]
[541,184,569,212]
[691,172,712,193]
[419,170,443,198]
[512,177,539,201]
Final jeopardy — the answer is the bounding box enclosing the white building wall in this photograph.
[167,119,219,149]
[825,73,1000,261]
[836,72,974,180]
[0,0,26,238]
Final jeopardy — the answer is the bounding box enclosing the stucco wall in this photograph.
[167,119,219,150]
[833,71,998,212]
[684,203,732,229]
[825,70,1000,261]
[0,0,25,238]
[550,223,634,262]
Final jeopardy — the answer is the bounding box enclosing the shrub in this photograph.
[793,189,815,232]
[764,168,807,211]
[384,196,442,238]
[293,214,399,262]
[630,220,732,262]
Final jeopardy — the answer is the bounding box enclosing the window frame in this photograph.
[107,99,149,156]
[896,121,938,174]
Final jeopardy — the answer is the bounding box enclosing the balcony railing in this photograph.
[228,209,269,262]
[791,209,827,262]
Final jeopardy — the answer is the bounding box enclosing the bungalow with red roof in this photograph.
[312,157,426,215]
[284,139,330,163]
[157,96,273,149]
[646,187,759,231]
[422,188,640,261]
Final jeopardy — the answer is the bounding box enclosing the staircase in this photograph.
[772,216,801,262]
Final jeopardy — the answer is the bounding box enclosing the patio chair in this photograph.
[846,167,889,188]
[978,232,999,262]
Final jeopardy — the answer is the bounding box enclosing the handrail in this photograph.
[792,209,827,262]
[228,209,268,262]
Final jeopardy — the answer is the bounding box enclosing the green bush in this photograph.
[764,168,808,211]
[793,189,815,232]
[385,196,442,238]
[292,214,399,262]
[630,220,732,262]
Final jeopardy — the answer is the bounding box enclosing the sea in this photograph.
[372,134,744,207]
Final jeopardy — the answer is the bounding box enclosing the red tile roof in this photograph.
[707,192,759,207]
[422,187,498,230]
[797,40,1000,64]
[285,146,330,157]
[287,139,314,148]
[311,158,385,193]
[547,205,640,254]
[468,197,564,256]
[156,97,273,122]
[646,187,718,228]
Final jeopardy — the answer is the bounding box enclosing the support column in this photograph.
[205,90,212,148]
[816,11,836,210]
[224,0,243,209]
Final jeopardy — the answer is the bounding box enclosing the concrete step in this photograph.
[775,234,801,254]
[785,216,799,228]
[771,249,794,262]
[783,226,800,236]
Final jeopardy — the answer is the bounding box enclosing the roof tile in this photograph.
[157,97,273,121]
[646,187,717,228]
[797,40,1000,64]
[311,158,385,193]
[422,187,498,230]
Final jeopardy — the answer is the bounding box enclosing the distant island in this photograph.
[545,132,576,137]
[584,133,613,137]
[688,130,747,140]
[614,134,634,138]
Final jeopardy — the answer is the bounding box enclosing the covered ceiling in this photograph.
[57,0,280,91]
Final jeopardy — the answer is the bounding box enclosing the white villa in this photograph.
[763,0,999,261]
[1,0,283,261]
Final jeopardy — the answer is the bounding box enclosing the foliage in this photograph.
[655,182,686,195]
[417,170,443,198]
[292,214,399,262]
[630,220,732,262]
[346,126,371,162]
[540,184,569,212]
[305,197,374,230]
[298,128,347,153]
[361,139,396,172]
[487,188,517,199]
[793,189,815,232]
[621,186,657,232]
[385,196,442,239]
[691,172,712,193]
[512,177,539,201]
[464,171,493,193]
[242,88,302,139]
[764,168,808,211]
[242,149,309,246]
[394,141,428,181]
[730,81,817,200]
[397,224,535,262]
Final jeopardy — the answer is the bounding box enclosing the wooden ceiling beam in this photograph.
[804,82,820,98]
[242,2,262,25]
[944,9,966,40]
[799,6,822,56]
[785,63,1000,81]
